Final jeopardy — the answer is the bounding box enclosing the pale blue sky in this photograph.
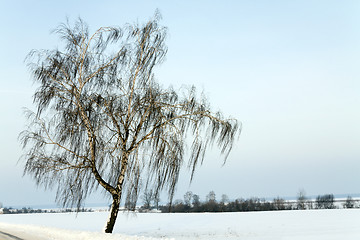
[1,0,360,207]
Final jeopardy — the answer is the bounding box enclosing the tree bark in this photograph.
[104,152,129,233]
[104,195,120,233]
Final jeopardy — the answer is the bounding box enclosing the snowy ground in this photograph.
[1,209,360,239]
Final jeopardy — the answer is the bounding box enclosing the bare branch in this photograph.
[21,12,240,234]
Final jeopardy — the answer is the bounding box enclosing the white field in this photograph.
[1,209,360,239]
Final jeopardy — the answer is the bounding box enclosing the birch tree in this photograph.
[20,13,241,233]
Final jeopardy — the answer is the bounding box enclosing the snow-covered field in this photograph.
[1,209,360,239]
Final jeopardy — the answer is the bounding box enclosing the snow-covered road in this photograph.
[0,228,46,240]
[0,230,24,240]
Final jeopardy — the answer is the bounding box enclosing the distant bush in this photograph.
[343,196,356,209]
[315,194,335,209]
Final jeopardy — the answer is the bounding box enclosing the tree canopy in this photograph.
[20,12,241,233]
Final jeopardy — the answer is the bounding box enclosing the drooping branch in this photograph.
[21,12,240,233]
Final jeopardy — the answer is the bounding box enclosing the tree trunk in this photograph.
[104,195,120,233]
[104,153,128,233]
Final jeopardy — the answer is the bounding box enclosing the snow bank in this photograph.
[0,222,172,240]
[1,209,360,239]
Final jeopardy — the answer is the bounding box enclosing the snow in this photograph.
[0,222,163,240]
[1,209,360,239]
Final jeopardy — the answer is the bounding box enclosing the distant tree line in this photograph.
[295,190,358,210]
[160,191,293,213]
[1,207,94,214]
[138,190,359,213]
[1,191,358,214]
